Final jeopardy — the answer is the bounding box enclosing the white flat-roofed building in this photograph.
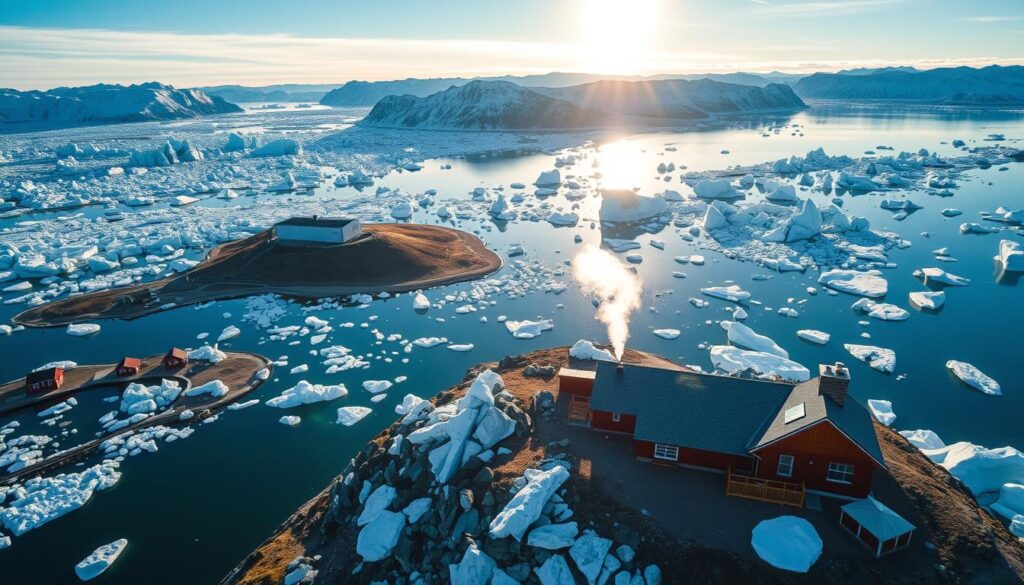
[274,216,361,244]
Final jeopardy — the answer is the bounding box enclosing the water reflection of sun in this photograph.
[594,139,649,190]
[579,0,660,75]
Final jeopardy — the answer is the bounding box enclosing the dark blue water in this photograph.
[0,105,1022,583]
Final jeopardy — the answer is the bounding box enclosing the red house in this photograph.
[578,360,884,500]
[26,367,64,393]
[163,348,188,369]
[116,357,141,377]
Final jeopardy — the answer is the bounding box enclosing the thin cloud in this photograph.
[959,16,1021,23]
[748,0,908,17]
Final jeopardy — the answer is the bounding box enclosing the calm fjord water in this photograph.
[0,104,1022,583]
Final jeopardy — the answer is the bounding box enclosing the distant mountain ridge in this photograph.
[0,82,242,130]
[794,65,1024,103]
[321,71,796,107]
[359,79,805,130]
[200,84,342,103]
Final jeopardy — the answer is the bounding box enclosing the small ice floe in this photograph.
[851,299,909,321]
[899,429,945,451]
[569,340,615,361]
[997,240,1024,272]
[390,201,413,220]
[909,290,945,310]
[946,360,1001,395]
[336,406,372,426]
[66,323,101,336]
[653,329,680,340]
[412,337,447,348]
[844,344,895,373]
[447,343,474,352]
[534,169,561,187]
[505,319,554,339]
[941,208,962,217]
[709,346,809,382]
[412,293,430,310]
[777,307,799,318]
[266,381,347,407]
[598,190,668,223]
[279,415,301,426]
[720,321,788,358]
[818,269,887,298]
[363,380,393,394]
[75,538,128,581]
[217,325,241,342]
[960,222,1001,235]
[603,238,640,253]
[227,399,259,411]
[700,285,750,303]
[867,399,896,426]
[914,267,970,286]
[689,255,705,265]
[796,330,830,345]
[750,516,821,573]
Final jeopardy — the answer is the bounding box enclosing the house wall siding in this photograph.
[590,410,636,434]
[633,440,741,470]
[753,422,876,497]
[559,376,595,396]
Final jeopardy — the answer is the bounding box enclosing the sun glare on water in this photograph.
[580,0,660,74]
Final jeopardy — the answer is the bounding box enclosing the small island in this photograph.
[222,346,1024,584]
[0,349,271,484]
[13,221,502,328]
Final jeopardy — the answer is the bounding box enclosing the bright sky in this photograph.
[1,0,1022,90]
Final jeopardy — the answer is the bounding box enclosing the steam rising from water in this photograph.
[572,246,642,360]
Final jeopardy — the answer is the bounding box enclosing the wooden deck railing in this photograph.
[726,467,805,508]
[567,394,590,424]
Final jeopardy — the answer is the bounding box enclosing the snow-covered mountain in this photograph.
[320,72,788,107]
[201,83,341,103]
[0,82,243,130]
[537,79,805,119]
[359,80,605,130]
[359,79,805,130]
[794,65,1024,103]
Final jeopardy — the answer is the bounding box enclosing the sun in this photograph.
[579,0,660,75]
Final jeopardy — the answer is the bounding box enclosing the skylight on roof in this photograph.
[784,402,806,424]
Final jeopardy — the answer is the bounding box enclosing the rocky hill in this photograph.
[220,346,1024,585]
[0,82,242,130]
[537,79,805,120]
[359,80,605,130]
[793,65,1024,104]
[359,79,805,131]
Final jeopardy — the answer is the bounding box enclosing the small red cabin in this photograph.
[26,367,64,393]
[163,348,188,369]
[586,360,885,499]
[116,357,142,377]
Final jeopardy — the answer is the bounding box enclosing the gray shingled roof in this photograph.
[275,216,356,228]
[589,361,793,456]
[751,378,886,467]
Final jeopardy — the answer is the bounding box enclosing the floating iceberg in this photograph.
[844,344,895,373]
[709,345,809,382]
[818,269,888,298]
[598,189,668,223]
[336,406,372,426]
[720,321,788,358]
[267,381,348,407]
[75,538,128,581]
[851,298,909,321]
[946,360,1001,395]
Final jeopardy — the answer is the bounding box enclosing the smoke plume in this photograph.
[572,246,642,360]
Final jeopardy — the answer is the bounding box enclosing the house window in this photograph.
[777,454,795,478]
[653,444,679,461]
[611,412,621,423]
[827,462,855,484]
